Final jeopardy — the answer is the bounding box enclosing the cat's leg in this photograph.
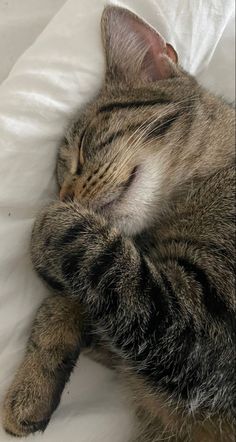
[82,337,121,370]
[2,295,83,437]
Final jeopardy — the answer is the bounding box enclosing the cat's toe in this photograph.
[2,388,52,437]
[3,413,50,438]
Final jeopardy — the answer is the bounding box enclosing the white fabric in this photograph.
[0,0,235,441]
[0,0,66,83]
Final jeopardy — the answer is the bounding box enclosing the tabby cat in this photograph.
[2,6,235,442]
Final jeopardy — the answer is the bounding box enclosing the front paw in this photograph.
[31,201,72,292]
[31,201,111,295]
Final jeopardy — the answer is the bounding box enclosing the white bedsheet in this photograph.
[0,1,235,441]
[0,0,66,83]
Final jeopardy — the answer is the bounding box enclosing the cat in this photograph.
[2,6,235,442]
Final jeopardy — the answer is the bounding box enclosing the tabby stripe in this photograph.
[99,98,169,113]
[139,255,169,325]
[61,251,87,288]
[176,258,229,319]
[160,325,197,398]
[96,124,142,150]
[59,223,83,246]
[37,269,64,292]
[89,237,122,291]
[160,271,181,315]
[145,112,181,139]
[61,249,85,281]
[96,130,126,150]
[137,324,196,390]
[139,254,152,293]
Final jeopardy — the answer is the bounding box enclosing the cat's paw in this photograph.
[31,200,86,250]
[31,200,94,258]
[31,202,119,303]
[30,201,90,292]
[2,370,54,437]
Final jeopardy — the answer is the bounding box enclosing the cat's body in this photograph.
[3,6,235,442]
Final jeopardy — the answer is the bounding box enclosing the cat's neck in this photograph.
[154,93,235,199]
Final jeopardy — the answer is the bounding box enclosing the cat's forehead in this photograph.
[65,105,124,160]
[68,105,119,144]
[65,75,196,157]
[68,84,172,141]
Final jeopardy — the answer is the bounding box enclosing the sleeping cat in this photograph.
[3,6,235,442]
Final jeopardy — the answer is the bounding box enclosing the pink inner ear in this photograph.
[166,43,178,64]
[103,6,179,83]
[126,14,178,81]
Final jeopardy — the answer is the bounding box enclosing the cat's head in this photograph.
[57,6,199,235]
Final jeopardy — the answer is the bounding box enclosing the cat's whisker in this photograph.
[105,95,199,172]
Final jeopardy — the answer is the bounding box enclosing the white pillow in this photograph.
[0,1,234,441]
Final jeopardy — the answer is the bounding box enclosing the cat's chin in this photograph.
[98,162,157,236]
[103,202,152,237]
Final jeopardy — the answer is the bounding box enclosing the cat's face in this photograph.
[57,6,196,235]
[57,94,165,236]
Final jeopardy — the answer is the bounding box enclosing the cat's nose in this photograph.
[59,184,74,202]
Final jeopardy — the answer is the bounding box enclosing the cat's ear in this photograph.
[101,6,179,85]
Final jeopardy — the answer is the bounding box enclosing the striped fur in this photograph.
[3,6,235,441]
